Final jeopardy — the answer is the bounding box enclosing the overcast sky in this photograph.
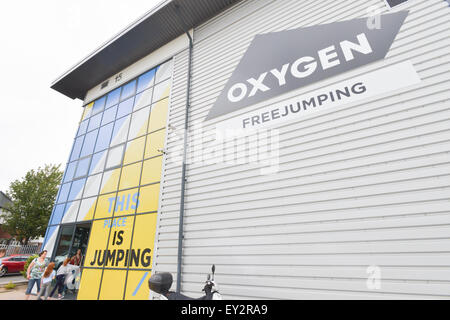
[0,0,162,192]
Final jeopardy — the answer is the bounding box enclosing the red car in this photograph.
[0,255,30,276]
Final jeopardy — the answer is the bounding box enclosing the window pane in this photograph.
[82,103,93,120]
[99,170,120,195]
[145,130,166,159]
[75,157,91,179]
[77,197,97,221]
[95,123,114,153]
[124,136,146,165]
[133,88,152,112]
[83,174,102,198]
[114,189,139,217]
[63,161,77,183]
[152,79,171,103]
[62,201,80,224]
[106,87,121,109]
[57,183,71,204]
[137,184,159,213]
[92,96,106,115]
[119,163,142,190]
[87,113,102,132]
[106,144,124,169]
[89,152,106,176]
[101,105,117,126]
[80,129,99,158]
[129,106,150,140]
[120,80,136,101]
[70,136,84,162]
[111,115,131,147]
[148,98,169,133]
[155,60,173,83]
[54,225,75,257]
[116,97,134,119]
[68,178,86,201]
[51,204,66,225]
[43,225,58,250]
[141,157,163,185]
[137,69,156,93]
[77,120,89,137]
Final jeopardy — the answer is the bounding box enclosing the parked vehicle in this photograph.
[0,255,30,277]
[149,265,222,300]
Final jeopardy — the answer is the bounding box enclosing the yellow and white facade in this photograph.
[44,59,173,300]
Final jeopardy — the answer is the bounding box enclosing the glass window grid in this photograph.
[48,61,170,276]
[49,181,161,227]
[56,148,161,223]
[78,95,168,154]
[77,60,171,124]
[50,151,163,228]
[60,131,164,201]
[47,61,171,276]
[72,73,169,168]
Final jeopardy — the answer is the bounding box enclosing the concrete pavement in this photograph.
[0,284,28,300]
[0,274,27,286]
[0,284,68,300]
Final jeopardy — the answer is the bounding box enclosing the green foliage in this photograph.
[4,282,16,290]
[1,164,63,245]
[21,254,38,279]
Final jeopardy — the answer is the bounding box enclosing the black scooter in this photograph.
[148,265,222,300]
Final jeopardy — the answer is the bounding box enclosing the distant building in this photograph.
[0,191,13,242]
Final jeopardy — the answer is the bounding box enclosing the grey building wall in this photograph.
[154,0,450,299]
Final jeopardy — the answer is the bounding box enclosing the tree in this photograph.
[1,164,63,245]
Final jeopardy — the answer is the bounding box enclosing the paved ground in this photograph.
[0,277,77,300]
[0,274,27,286]
[0,285,29,300]
[0,285,77,300]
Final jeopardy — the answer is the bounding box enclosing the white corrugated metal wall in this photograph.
[153,0,450,299]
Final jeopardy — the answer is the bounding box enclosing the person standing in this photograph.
[50,258,71,299]
[70,249,83,266]
[25,250,48,300]
[37,262,56,300]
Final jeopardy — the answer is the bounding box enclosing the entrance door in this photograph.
[69,223,91,266]
[52,222,92,268]
[53,225,75,265]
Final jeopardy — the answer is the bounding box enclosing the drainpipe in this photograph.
[174,4,193,294]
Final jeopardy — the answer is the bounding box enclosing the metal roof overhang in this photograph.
[51,0,241,100]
